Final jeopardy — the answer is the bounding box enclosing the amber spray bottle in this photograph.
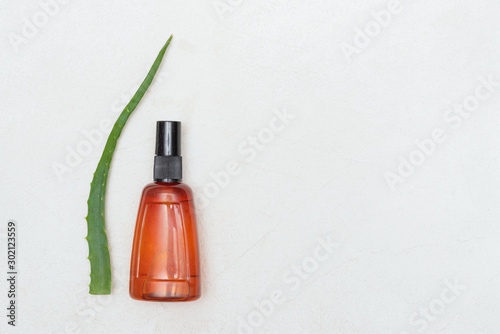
[130,121,200,301]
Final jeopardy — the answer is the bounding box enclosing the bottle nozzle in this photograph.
[154,121,182,182]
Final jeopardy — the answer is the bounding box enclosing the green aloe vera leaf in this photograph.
[85,36,173,295]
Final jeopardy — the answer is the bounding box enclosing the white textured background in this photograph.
[1,0,500,333]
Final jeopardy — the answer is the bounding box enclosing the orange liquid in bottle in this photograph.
[129,182,200,301]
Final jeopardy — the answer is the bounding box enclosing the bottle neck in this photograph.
[154,178,182,183]
[153,155,182,182]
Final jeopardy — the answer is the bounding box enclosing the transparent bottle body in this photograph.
[129,182,200,301]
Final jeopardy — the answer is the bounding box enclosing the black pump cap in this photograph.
[154,121,182,182]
